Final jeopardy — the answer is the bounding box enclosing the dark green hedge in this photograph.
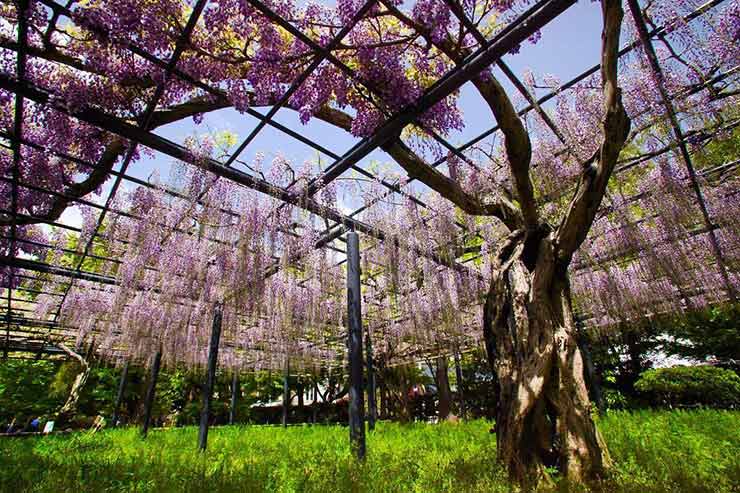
[635,365,740,408]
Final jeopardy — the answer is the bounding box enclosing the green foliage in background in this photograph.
[659,304,740,371]
[635,365,740,408]
[0,359,131,428]
[0,359,61,425]
[584,302,740,410]
[691,116,740,171]
[586,327,660,410]
[457,348,498,419]
[0,357,292,430]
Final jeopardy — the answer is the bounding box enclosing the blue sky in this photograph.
[57,0,606,229]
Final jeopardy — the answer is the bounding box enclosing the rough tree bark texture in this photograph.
[362,9,624,483]
[478,0,628,484]
[483,232,612,484]
[55,343,91,428]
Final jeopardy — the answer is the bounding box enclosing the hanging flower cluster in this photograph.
[0,0,735,369]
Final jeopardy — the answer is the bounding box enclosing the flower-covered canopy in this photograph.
[1,0,738,370]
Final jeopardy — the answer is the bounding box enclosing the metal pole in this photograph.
[141,350,161,437]
[111,360,129,427]
[5,0,29,362]
[199,306,223,451]
[229,371,239,425]
[282,356,290,427]
[347,231,366,459]
[365,326,377,431]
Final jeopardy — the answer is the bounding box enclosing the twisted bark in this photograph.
[55,343,91,428]
[483,233,610,485]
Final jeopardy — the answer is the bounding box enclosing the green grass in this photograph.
[0,410,738,492]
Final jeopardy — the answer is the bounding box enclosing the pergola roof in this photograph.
[1,0,737,366]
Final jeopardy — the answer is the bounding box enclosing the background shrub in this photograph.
[635,365,740,408]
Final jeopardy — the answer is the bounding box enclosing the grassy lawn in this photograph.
[0,410,738,492]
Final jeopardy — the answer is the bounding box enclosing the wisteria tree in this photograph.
[1,0,739,488]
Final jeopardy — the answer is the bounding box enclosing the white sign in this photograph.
[43,421,54,434]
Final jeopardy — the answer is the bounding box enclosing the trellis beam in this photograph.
[6,0,29,359]
[50,0,212,327]
[311,0,577,191]
[25,0,432,213]
[224,0,377,167]
[0,255,117,285]
[0,73,474,275]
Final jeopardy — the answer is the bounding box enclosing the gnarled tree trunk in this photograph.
[483,232,610,485]
[55,343,91,429]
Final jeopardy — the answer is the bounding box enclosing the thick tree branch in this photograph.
[57,342,88,367]
[555,0,631,264]
[4,31,520,232]
[148,96,231,127]
[4,23,522,232]
[473,78,537,229]
[314,107,522,228]
[385,140,522,227]
[378,0,538,229]
[55,342,91,426]
[1,96,230,227]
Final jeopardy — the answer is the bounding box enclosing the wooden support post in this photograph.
[453,351,465,418]
[199,306,223,451]
[365,326,377,431]
[282,357,290,428]
[347,231,366,459]
[141,350,161,437]
[111,360,129,427]
[3,312,9,361]
[436,356,452,420]
[229,371,239,425]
